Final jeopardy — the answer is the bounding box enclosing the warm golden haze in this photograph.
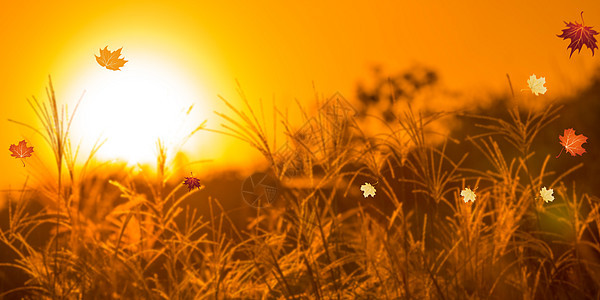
[2,1,600,191]
[1,2,600,297]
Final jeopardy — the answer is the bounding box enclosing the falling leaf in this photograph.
[557,11,599,58]
[9,140,34,158]
[540,187,554,203]
[183,173,202,192]
[526,74,547,96]
[556,128,588,158]
[9,140,34,167]
[460,188,476,203]
[95,46,128,71]
[360,182,376,198]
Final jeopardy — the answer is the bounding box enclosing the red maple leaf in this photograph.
[557,11,599,58]
[9,140,34,166]
[556,128,588,158]
[183,173,202,192]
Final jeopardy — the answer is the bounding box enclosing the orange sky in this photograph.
[1,0,599,191]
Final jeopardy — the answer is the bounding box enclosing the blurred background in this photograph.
[2,2,600,297]
[1,0,599,194]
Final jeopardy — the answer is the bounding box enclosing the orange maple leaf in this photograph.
[9,140,34,166]
[557,11,599,58]
[556,128,588,158]
[95,46,128,71]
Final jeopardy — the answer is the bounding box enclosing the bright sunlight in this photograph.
[65,50,208,165]
[2,2,600,298]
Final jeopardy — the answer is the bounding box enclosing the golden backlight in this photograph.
[2,1,600,298]
[65,50,209,165]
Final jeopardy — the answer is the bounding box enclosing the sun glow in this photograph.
[65,52,209,165]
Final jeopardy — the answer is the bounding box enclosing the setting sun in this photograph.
[65,49,209,165]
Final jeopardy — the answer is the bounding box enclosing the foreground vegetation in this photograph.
[1,77,599,299]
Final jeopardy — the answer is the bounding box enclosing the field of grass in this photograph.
[1,74,599,299]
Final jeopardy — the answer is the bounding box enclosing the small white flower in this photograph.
[540,187,554,203]
[360,182,376,198]
[460,188,476,203]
